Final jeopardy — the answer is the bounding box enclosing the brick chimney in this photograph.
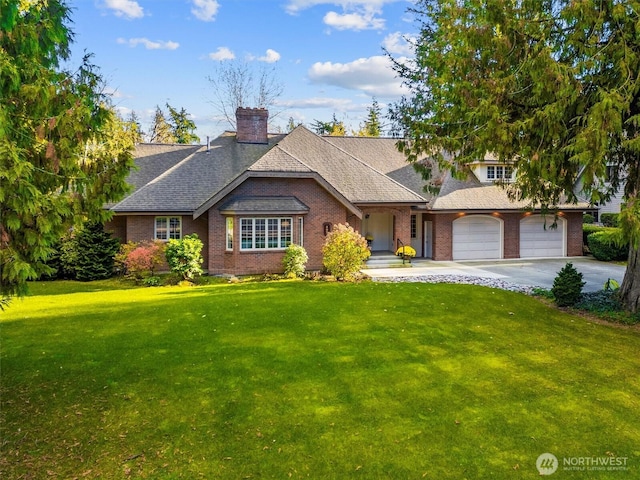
[236,107,268,144]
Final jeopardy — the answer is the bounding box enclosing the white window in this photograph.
[155,216,182,241]
[487,165,513,182]
[226,217,233,251]
[298,217,304,246]
[240,218,292,250]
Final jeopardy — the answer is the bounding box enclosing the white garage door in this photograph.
[520,216,565,258]
[452,216,502,260]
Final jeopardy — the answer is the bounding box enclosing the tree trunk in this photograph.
[620,244,640,314]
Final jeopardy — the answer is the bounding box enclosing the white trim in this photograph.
[225,217,233,251]
[240,217,292,251]
[154,216,182,241]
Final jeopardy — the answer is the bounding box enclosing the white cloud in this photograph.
[276,97,355,110]
[208,46,235,61]
[117,38,180,50]
[104,0,144,19]
[191,0,220,21]
[381,31,415,55]
[308,55,409,98]
[258,49,281,63]
[285,0,395,15]
[323,10,385,30]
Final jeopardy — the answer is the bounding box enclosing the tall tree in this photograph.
[207,61,284,129]
[311,114,346,136]
[166,103,200,144]
[354,98,382,137]
[148,106,176,143]
[0,0,134,306]
[124,110,144,144]
[390,0,640,313]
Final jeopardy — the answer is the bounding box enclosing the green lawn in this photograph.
[1,280,639,479]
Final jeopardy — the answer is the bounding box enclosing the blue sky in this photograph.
[67,0,417,142]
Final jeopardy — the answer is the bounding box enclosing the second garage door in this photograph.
[452,216,502,260]
[520,215,566,258]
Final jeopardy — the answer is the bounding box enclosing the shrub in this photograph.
[582,213,595,224]
[322,223,371,281]
[58,223,119,281]
[551,262,586,307]
[118,241,165,283]
[165,234,204,281]
[395,245,417,257]
[600,213,619,227]
[575,290,622,314]
[282,244,308,278]
[587,230,628,261]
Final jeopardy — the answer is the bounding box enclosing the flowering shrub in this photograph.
[282,244,308,278]
[322,223,370,281]
[116,240,165,283]
[395,245,416,257]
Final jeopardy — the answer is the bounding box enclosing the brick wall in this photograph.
[565,211,584,256]
[209,178,350,275]
[502,213,520,259]
[112,214,209,269]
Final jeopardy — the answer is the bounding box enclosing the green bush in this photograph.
[582,224,615,250]
[587,230,628,261]
[600,213,619,227]
[582,213,595,224]
[165,234,204,281]
[551,262,585,307]
[282,244,308,278]
[322,223,371,281]
[58,223,119,281]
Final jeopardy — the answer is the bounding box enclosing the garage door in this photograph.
[520,216,565,258]
[452,216,502,260]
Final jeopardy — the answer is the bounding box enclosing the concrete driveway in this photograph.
[364,257,627,292]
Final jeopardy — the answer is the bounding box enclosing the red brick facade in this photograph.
[424,211,583,261]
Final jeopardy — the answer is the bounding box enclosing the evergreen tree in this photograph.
[355,98,382,137]
[166,103,200,144]
[389,0,640,313]
[148,106,176,143]
[0,0,134,305]
[62,223,120,281]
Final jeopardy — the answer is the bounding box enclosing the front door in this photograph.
[423,220,433,258]
[364,213,393,251]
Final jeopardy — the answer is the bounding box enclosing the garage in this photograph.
[452,215,502,260]
[520,215,566,258]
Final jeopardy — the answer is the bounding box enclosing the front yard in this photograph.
[1,280,639,478]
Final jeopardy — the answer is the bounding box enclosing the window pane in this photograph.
[255,219,266,249]
[226,217,233,250]
[268,218,279,248]
[169,217,181,239]
[496,166,503,178]
[155,217,167,240]
[487,166,495,179]
[241,219,253,249]
[280,218,291,247]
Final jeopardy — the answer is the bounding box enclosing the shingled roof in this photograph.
[110,132,285,213]
[250,126,426,204]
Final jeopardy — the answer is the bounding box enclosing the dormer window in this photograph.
[487,165,513,182]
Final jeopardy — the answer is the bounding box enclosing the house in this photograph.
[105,108,587,275]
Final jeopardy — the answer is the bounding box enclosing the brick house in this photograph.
[105,108,587,275]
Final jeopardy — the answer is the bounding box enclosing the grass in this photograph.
[1,279,639,479]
